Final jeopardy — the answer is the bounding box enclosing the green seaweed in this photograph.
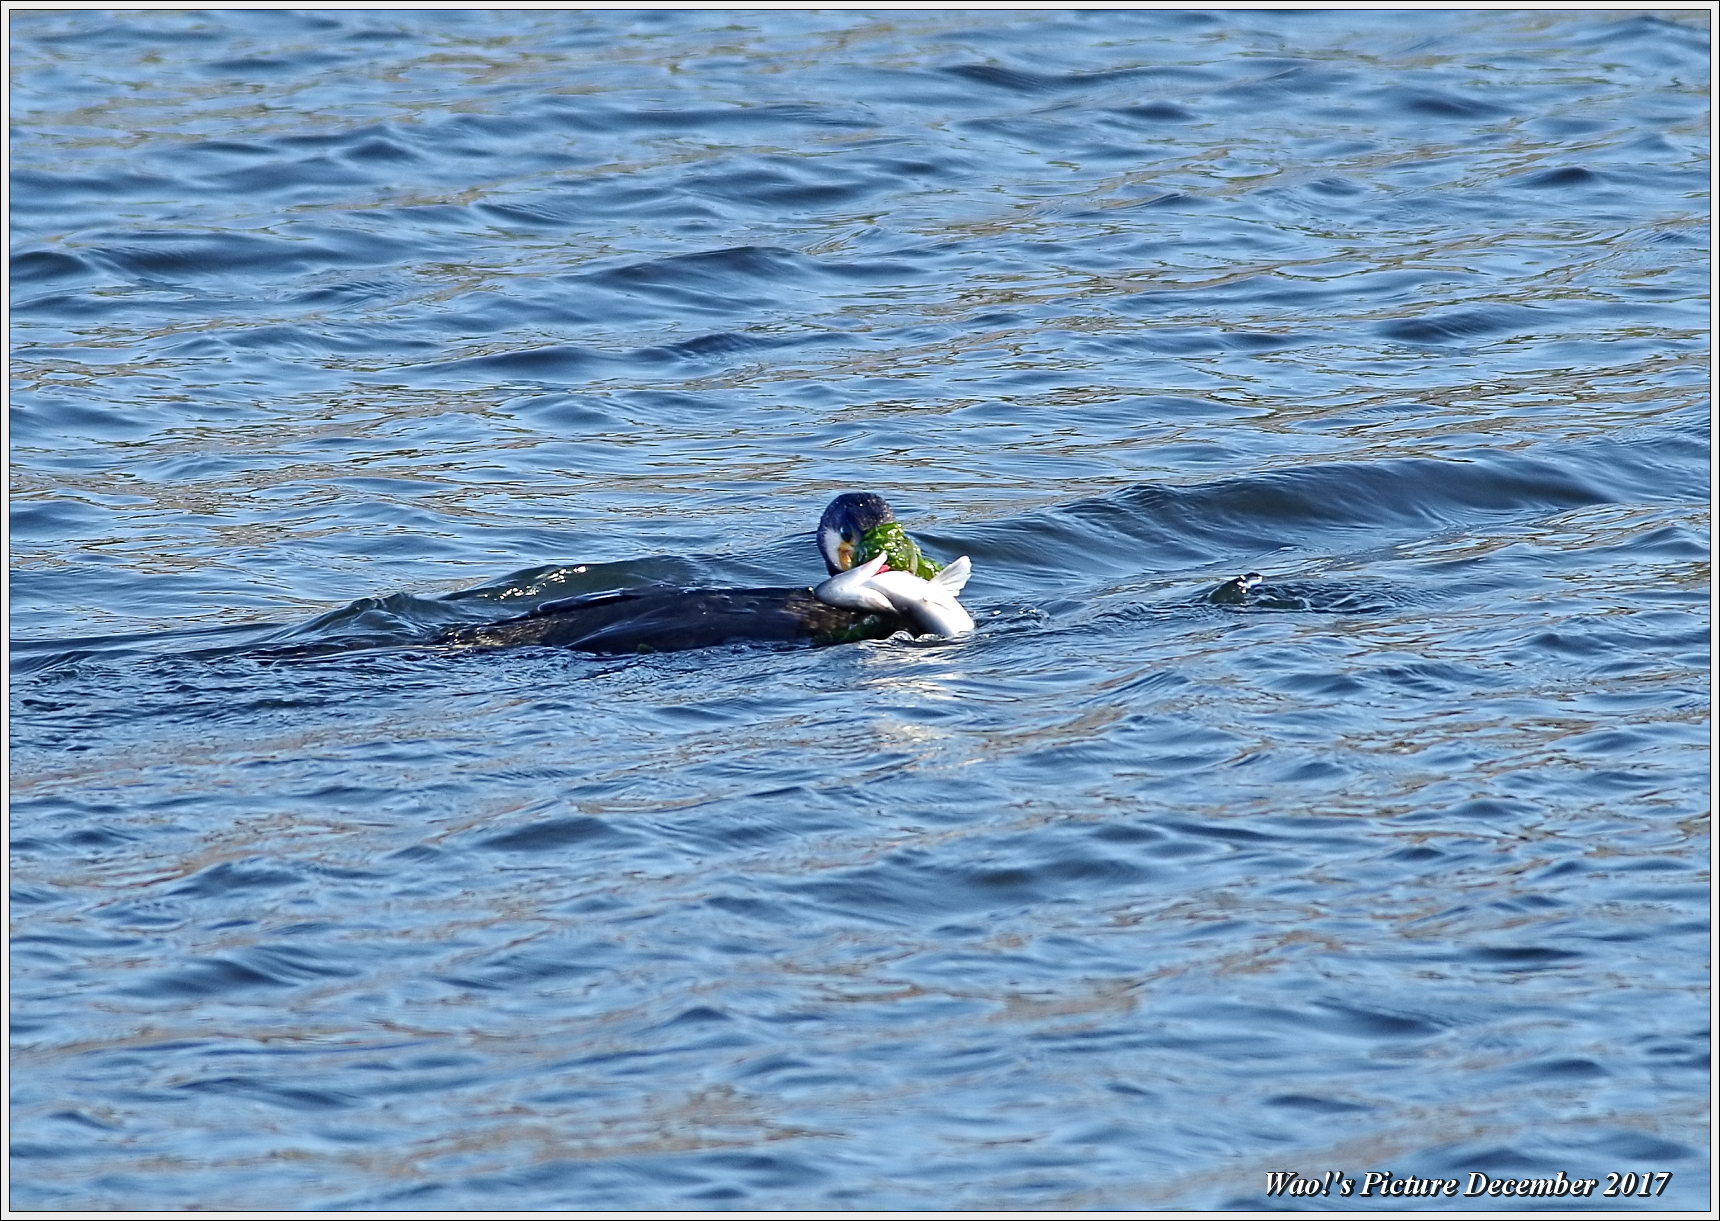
[856,521,944,580]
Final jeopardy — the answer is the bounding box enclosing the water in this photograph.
[9,8,1709,1211]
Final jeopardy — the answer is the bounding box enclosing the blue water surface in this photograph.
[9,7,1710,1211]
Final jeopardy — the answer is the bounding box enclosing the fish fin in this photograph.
[813,552,893,612]
[929,555,971,596]
[851,551,890,579]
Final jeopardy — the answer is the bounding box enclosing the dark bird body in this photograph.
[439,584,908,654]
[436,493,922,655]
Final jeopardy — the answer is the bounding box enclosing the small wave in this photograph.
[1373,85,1511,120]
[10,248,100,285]
[941,62,1171,96]
[1375,304,1546,346]
[586,244,810,292]
[953,448,1617,588]
[409,342,617,379]
[1106,101,1198,124]
[83,227,413,282]
[1508,165,1607,190]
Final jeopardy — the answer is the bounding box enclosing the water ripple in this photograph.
[9,6,1708,1212]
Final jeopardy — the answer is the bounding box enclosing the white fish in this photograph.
[814,552,975,638]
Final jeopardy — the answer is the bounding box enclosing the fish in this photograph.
[813,551,976,638]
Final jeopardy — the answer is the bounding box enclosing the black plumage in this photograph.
[439,584,907,654]
[436,493,918,655]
